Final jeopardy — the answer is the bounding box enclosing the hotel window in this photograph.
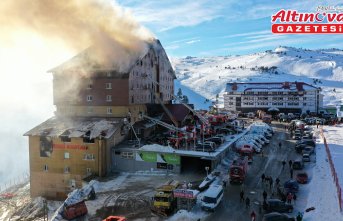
[107,107,112,114]
[106,95,112,102]
[84,153,95,160]
[86,168,92,174]
[64,166,70,173]
[87,95,93,102]
[64,152,70,159]
[106,83,112,89]
[43,165,48,172]
[107,72,112,77]
[60,133,71,143]
[87,84,92,89]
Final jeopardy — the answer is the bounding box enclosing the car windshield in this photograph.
[203,196,216,204]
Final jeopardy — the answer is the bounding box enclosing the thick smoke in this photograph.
[0,0,154,187]
[0,0,153,71]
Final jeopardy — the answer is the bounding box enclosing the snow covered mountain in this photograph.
[171,46,343,109]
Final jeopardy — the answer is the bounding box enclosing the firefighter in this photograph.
[278,142,282,148]
[240,190,245,202]
[290,168,294,179]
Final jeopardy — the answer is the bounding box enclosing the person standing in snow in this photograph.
[250,210,256,221]
[287,193,293,204]
[282,160,286,170]
[269,177,273,190]
[263,190,267,201]
[245,197,250,209]
[293,193,297,205]
[275,177,280,187]
[261,173,266,183]
[288,160,293,168]
[240,190,245,202]
[296,212,303,221]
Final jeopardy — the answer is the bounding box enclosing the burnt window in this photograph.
[141,60,143,66]
[83,131,95,143]
[40,136,52,157]
[60,130,71,142]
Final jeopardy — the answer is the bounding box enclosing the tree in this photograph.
[182,95,189,104]
[177,88,183,99]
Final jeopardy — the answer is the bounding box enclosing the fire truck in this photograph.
[229,156,248,184]
[238,145,254,164]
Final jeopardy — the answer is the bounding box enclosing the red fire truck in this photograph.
[208,115,227,126]
[238,145,254,164]
[229,156,248,184]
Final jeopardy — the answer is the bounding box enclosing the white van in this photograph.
[201,184,224,211]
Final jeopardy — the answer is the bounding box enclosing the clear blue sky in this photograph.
[118,0,343,57]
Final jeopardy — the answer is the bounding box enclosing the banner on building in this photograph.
[136,151,157,162]
[136,152,180,165]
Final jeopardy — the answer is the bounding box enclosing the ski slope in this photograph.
[171,46,343,109]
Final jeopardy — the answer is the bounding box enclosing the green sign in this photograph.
[139,152,157,162]
[162,154,180,165]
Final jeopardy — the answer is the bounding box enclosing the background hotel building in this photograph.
[224,82,323,114]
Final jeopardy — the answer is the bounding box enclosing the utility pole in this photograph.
[43,199,48,221]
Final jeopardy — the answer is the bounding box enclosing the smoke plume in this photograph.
[0,0,154,70]
[0,0,154,187]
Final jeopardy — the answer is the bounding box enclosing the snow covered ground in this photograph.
[301,127,342,220]
[171,46,343,109]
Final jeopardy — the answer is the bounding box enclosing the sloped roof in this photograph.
[24,117,123,139]
[49,39,176,79]
[163,104,192,122]
[225,82,318,93]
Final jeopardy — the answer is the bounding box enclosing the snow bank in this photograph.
[167,209,208,221]
[303,128,342,220]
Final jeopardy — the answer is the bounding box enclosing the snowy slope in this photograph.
[171,46,343,109]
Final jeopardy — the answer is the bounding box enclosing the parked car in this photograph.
[296,140,315,147]
[205,137,223,145]
[263,199,293,213]
[293,132,302,140]
[292,160,304,170]
[262,212,295,221]
[302,153,310,162]
[284,180,299,193]
[296,172,309,184]
[196,143,214,152]
[302,146,315,155]
[218,128,235,135]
